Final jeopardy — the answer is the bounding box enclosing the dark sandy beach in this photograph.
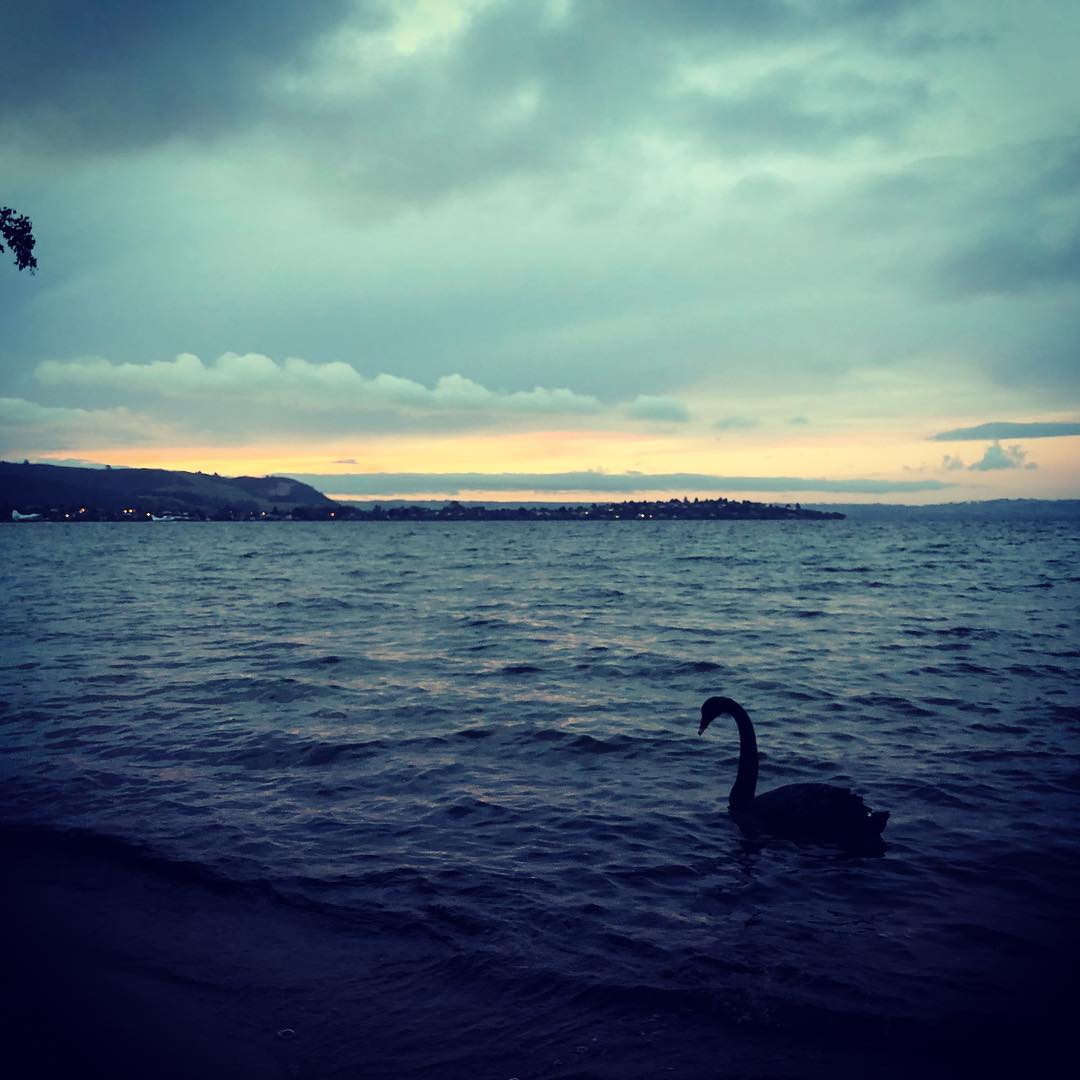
[4,826,1073,1080]
[3,829,291,1079]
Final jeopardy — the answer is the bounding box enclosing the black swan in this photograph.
[698,696,888,851]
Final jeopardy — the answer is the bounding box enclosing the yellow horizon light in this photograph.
[25,417,1080,500]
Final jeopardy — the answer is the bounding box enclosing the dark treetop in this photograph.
[1,206,37,273]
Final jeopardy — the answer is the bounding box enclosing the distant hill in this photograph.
[0,461,335,518]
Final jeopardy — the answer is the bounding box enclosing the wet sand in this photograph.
[4,827,1072,1080]
[3,832,291,1079]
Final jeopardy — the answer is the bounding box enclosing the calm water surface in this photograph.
[2,519,1078,1077]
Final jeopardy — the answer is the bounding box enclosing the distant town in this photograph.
[329,499,843,522]
[6,496,843,523]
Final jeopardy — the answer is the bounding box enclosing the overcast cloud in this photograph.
[3,1,1078,500]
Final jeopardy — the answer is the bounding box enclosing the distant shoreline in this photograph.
[5,461,1080,522]
[3,497,844,523]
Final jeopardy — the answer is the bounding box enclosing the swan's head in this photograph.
[698,695,737,735]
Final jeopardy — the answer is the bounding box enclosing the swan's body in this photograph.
[698,696,888,852]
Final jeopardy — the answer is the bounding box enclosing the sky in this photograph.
[2,0,1078,504]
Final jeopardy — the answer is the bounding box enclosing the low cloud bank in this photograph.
[36,353,602,417]
[626,395,691,422]
[33,353,709,429]
[0,395,157,450]
[289,471,950,497]
[713,416,759,432]
[930,421,1080,441]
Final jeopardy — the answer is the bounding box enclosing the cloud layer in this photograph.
[2,1,945,192]
[930,421,1080,441]
[293,471,949,497]
[2,1,366,151]
[36,353,602,417]
[0,396,161,450]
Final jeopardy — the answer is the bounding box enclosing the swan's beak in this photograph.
[697,715,709,736]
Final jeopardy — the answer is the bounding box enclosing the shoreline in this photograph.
[3,825,1072,1079]
[2,830,290,1080]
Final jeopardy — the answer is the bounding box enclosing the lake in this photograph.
[2,517,1078,1078]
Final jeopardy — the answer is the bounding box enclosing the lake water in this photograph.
[2,518,1078,1078]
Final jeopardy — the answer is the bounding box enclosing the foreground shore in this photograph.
[3,825,1071,1080]
[3,829,290,1079]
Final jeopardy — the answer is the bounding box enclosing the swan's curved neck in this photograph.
[728,701,758,809]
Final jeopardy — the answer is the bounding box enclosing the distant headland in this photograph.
[0,460,334,521]
[1,460,843,522]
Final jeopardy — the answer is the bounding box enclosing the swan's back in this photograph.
[736,782,888,849]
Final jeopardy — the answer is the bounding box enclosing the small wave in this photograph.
[573,661,634,678]
[531,727,566,743]
[0,822,271,899]
[522,728,638,756]
[617,652,728,679]
[180,675,298,705]
[850,692,934,716]
[452,726,494,740]
[570,733,633,754]
[440,796,516,820]
[946,660,994,675]
[679,659,725,673]
[569,979,748,1022]
[177,732,388,770]
[1045,703,1080,724]
[967,721,1027,735]
[934,626,998,640]
[296,740,385,767]
[299,595,353,609]
[288,653,346,668]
